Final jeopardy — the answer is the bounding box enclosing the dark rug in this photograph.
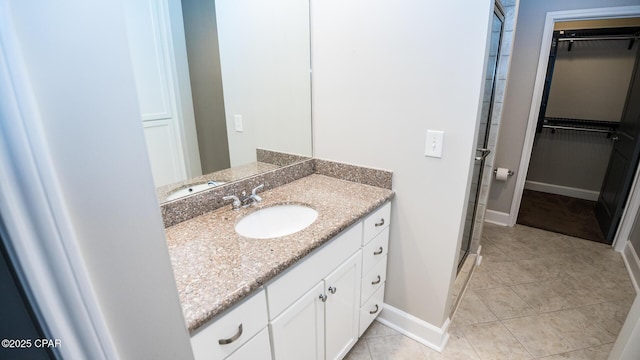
[517,189,606,243]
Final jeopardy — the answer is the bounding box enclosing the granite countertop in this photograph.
[164,174,395,333]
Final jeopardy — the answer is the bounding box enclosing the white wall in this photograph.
[547,39,637,122]
[526,130,613,194]
[217,0,312,166]
[312,0,493,329]
[7,1,193,358]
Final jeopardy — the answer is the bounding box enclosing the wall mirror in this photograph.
[124,0,312,204]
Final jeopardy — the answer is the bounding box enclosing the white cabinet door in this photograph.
[325,251,362,360]
[226,328,272,360]
[271,282,325,360]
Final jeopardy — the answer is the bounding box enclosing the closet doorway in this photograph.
[518,19,640,244]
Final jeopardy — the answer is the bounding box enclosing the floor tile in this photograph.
[540,309,616,349]
[537,349,591,360]
[582,343,615,360]
[367,334,427,360]
[510,225,557,244]
[519,257,568,281]
[469,268,507,290]
[540,253,600,277]
[461,321,532,359]
[479,243,513,264]
[450,290,498,327]
[420,327,480,360]
[537,349,593,360]
[502,314,575,357]
[362,321,399,339]
[493,240,539,261]
[511,280,573,313]
[344,339,371,360]
[474,286,536,319]
[536,343,612,360]
[574,300,633,337]
[574,271,636,302]
[546,275,604,308]
[527,234,575,254]
[492,260,539,285]
[346,224,635,360]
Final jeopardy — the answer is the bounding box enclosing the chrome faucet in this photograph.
[248,184,264,203]
[241,184,264,207]
[223,184,264,210]
[222,195,242,210]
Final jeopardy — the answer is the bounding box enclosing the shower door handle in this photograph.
[475,148,491,161]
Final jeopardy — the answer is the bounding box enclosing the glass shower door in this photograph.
[458,8,504,271]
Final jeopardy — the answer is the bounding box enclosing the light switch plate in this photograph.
[425,130,444,158]
[234,115,243,132]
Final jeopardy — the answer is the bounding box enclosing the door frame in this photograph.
[459,2,506,271]
[510,5,640,250]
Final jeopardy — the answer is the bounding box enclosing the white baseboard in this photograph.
[622,242,640,294]
[524,180,599,201]
[484,210,510,226]
[377,303,450,352]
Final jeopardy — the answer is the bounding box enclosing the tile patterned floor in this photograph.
[345,224,637,360]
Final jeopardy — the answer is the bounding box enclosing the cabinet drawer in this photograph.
[360,256,387,306]
[363,202,390,245]
[359,286,385,337]
[191,289,268,360]
[266,223,362,320]
[362,227,389,274]
[227,328,272,360]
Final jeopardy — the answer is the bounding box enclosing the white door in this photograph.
[270,282,325,360]
[124,0,201,187]
[324,251,362,360]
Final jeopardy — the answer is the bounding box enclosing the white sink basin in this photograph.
[235,204,318,239]
[166,181,226,201]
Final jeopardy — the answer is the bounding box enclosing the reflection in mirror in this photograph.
[124,0,312,203]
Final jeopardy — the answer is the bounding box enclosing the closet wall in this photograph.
[525,28,638,200]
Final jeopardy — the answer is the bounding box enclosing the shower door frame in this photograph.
[458,3,506,272]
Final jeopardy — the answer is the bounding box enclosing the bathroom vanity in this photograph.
[163,172,393,360]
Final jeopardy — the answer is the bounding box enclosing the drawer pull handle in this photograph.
[328,286,337,294]
[374,247,383,255]
[218,324,243,345]
[369,304,379,314]
[319,294,328,302]
[374,219,385,227]
[371,275,381,285]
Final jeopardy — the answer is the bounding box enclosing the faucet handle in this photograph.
[251,184,264,196]
[249,184,264,203]
[223,195,241,210]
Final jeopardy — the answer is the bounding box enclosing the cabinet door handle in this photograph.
[374,219,385,227]
[369,304,379,314]
[328,286,337,294]
[319,294,328,302]
[374,247,383,255]
[218,323,243,345]
[371,275,381,285]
